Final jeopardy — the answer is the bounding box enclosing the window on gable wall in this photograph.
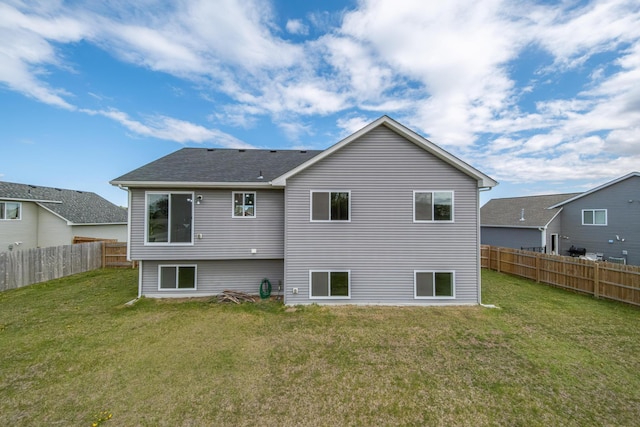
[311,191,350,221]
[582,209,607,225]
[146,192,193,243]
[414,191,453,222]
[0,202,21,220]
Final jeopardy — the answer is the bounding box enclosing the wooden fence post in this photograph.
[496,247,501,273]
[593,263,599,298]
[536,253,541,283]
[101,242,106,269]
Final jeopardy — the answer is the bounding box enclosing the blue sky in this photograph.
[1,0,640,207]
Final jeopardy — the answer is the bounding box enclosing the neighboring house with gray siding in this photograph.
[111,116,497,305]
[481,172,640,265]
[0,181,128,252]
[481,193,580,253]
[548,172,640,265]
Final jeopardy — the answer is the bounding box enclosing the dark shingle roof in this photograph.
[481,193,581,227]
[111,148,323,184]
[0,181,127,224]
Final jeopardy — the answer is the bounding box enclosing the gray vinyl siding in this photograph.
[140,259,284,298]
[481,226,542,249]
[559,176,640,265]
[129,188,284,260]
[284,126,480,305]
[545,216,562,254]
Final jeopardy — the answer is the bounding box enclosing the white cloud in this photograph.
[0,2,84,109]
[3,0,640,189]
[82,108,254,148]
[286,19,308,35]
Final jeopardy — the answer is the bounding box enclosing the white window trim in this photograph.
[414,270,456,299]
[232,191,257,219]
[145,191,195,246]
[0,201,21,220]
[413,190,455,223]
[309,190,352,222]
[309,270,351,299]
[582,209,607,226]
[157,264,197,291]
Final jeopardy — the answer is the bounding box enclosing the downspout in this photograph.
[478,186,493,307]
[539,227,547,253]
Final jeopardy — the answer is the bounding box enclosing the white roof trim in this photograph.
[110,181,275,189]
[35,202,72,224]
[542,207,563,228]
[0,197,62,204]
[481,225,543,229]
[271,115,497,188]
[548,172,640,208]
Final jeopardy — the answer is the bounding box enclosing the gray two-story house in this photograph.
[481,172,640,265]
[548,172,640,265]
[111,116,497,305]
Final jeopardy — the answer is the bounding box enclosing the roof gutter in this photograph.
[110,180,275,189]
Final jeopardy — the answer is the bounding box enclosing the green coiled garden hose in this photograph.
[259,278,272,299]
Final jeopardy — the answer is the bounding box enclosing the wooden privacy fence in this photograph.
[481,245,640,307]
[0,242,103,292]
[102,242,136,268]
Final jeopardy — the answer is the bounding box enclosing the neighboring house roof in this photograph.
[272,116,497,188]
[481,193,581,228]
[547,172,640,208]
[110,148,323,187]
[0,181,127,224]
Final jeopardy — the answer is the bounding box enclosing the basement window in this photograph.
[310,270,350,298]
[159,265,196,290]
[415,271,455,298]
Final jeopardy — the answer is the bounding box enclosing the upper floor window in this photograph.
[146,192,193,244]
[311,191,350,222]
[414,191,453,222]
[582,209,607,225]
[233,192,256,218]
[0,202,21,220]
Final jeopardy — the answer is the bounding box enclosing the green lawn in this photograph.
[1,269,639,426]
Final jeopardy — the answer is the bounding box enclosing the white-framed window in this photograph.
[158,265,197,290]
[309,270,351,298]
[582,209,607,226]
[0,201,21,220]
[146,192,194,244]
[232,192,256,218]
[414,271,455,298]
[310,191,350,222]
[414,191,454,222]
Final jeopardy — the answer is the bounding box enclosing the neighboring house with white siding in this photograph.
[111,116,497,305]
[0,181,128,252]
